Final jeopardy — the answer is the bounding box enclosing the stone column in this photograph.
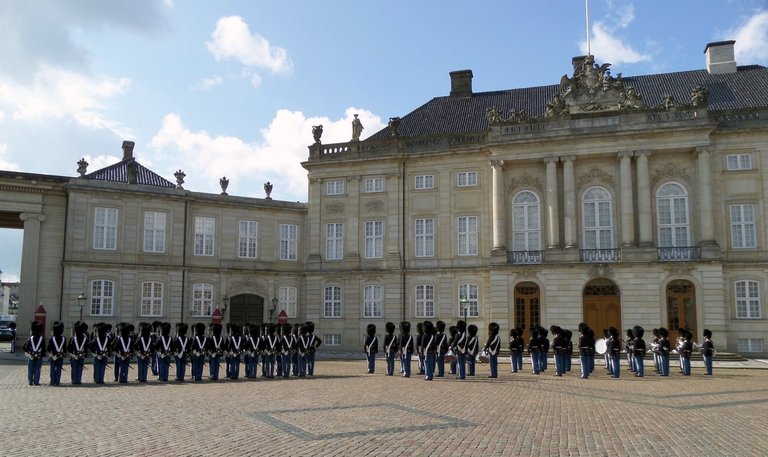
[561,155,576,248]
[618,151,635,246]
[636,150,653,246]
[544,157,560,248]
[17,212,46,332]
[697,146,715,244]
[491,160,506,251]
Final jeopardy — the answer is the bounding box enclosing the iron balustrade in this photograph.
[657,246,701,261]
[580,248,621,263]
[508,250,544,264]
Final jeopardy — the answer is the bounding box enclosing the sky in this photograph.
[1,0,767,282]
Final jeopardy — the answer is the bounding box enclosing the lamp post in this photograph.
[77,292,87,321]
[270,297,278,322]
[461,297,469,323]
[222,294,229,313]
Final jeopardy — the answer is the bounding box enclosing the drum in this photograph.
[595,338,608,355]
[478,350,489,363]
[444,350,456,363]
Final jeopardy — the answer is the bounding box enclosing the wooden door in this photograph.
[583,279,621,335]
[514,282,540,342]
[666,280,697,340]
[228,294,264,326]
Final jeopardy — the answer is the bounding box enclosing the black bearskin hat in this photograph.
[531,327,539,338]
[210,323,222,336]
[563,329,572,342]
[75,320,88,336]
[230,323,241,336]
[385,322,395,334]
[121,323,134,336]
[152,320,162,331]
[292,323,301,334]
[633,326,645,339]
[282,323,292,335]
[489,322,500,336]
[652,328,660,337]
[659,327,669,338]
[249,324,260,337]
[578,322,590,333]
[456,320,467,333]
[305,321,315,333]
[176,322,188,336]
[416,322,424,335]
[30,320,43,335]
[449,325,457,337]
[423,320,435,335]
[436,320,446,332]
[366,323,376,336]
[194,323,206,337]
[52,320,64,336]
[268,323,277,335]
[467,324,478,337]
[626,328,634,339]
[139,322,152,336]
[400,321,411,334]
[161,322,171,335]
[703,328,712,339]
[609,327,619,338]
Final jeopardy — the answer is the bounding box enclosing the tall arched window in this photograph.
[656,182,689,247]
[581,186,613,249]
[512,191,541,251]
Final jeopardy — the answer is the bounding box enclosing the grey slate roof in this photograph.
[367,65,768,140]
[86,159,177,188]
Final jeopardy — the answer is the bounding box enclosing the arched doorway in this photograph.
[666,280,697,340]
[229,294,264,325]
[583,279,621,336]
[514,282,540,342]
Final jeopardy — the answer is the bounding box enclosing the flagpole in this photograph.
[585,0,591,55]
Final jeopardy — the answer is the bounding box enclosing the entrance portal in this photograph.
[228,294,264,325]
[583,279,621,335]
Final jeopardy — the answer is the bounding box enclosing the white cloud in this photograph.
[727,10,768,64]
[82,154,123,173]
[149,108,385,201]
[194,75,224,91]
[0,111,5,122]
[580,1,650,65]
[206,16,293,75]
[0,143,20,170]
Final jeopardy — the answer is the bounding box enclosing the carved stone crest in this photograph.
[325,201,344,214]
[588,263,614,278]
[577,168,615,187]
[364,200,385,213]
[508,173,543,193]
[653,163,690,185]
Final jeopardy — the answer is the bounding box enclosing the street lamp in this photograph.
[270,297,279,322]
[221,294,229,313]
[461,297,469,322]
[77,292,87,320]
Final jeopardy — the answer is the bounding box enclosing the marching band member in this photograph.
[227,323,244,380]
[701,329,715,376]
[112,322,123,382]
[658,327,671,376]
[296,323,310,377]
[90,322,112,384]
[528,327,541,375]
[608,327,621,378]
[447,325,458,375]
[484,322,501,378]
[398,321,413,378]
[466,324,479,377]
[364,323,378,374]
[113,323,134,383]
[151,320,162,376]
[225,323,233,378]
[633,326,646,377]
[681,330,693,376]
[23,320,45,386]
[508,328,522,374]
[383,322,399,376]
[578,323,594,379]
[454,320,467,379]
[291,323,302,376]
[422,320,436,381]
[281,323,295,378]
[263,323,279,378]
[173,323,191,382]
[305,321,321,376]
[259,324,269,378]
[676,329,686,373]
[551,325,565,377]
[435,320,448,377]
[651,328,661,375]
[415,322,425,375]
[625,328,635,374]
[190,323,208,382]
[156,322,173,382]
[134,322,155,383]
[564,329,573,372]
[245,324,260,379]
[68,321,89,385]
[47,321,67,386]
[208,323,225,381]
[540,327,550,372]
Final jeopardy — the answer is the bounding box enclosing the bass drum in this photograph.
[444,350,456,363]
[595,338,608,355]
[478,350,489,363]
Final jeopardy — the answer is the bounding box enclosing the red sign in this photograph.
[277,309,288,325]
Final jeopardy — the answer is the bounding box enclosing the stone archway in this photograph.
[582,278,621,335]
[228,293,264,325]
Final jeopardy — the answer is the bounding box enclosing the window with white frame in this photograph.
[582,187,613,249]
[194,216,215,256]
[326,223,344,260]
[192,283,214,317]
[324,286,342,318]
[279,224,298,261]
[737,338,764,352]
[415,284,435,318]
[278,286,297,318]
[363,177,384,193]
[415,218,435,257]
[326,180,345,195]
[324,334,341,346]
[363,285,383,318]
[364,220,384,258]
[143,211,166,253]
[458,284,479,317]
[93,207,118,250]
[730,204,756,249]
[726,153,753,171]
[457,171,477,187]
[90,279,115,316]
[140,281,163,317]
[415,174,434,190]
[656,183,689,247]
[238,220,258,258]
[457,216,478,256]
[512,191,541,251]
[735,280,761,319]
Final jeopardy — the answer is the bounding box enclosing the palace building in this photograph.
[2,41,767,355]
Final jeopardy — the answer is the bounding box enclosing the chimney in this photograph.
[122,140,135,160]
[449,70,473,97]
[704,40,736,74]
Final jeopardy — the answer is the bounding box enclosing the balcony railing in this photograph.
[580,249,621,263]
[658,246,701,261]
[508,250,544,264]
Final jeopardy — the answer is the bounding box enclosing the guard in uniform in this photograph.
[114,323,134,383]
[608,327,622,378]
[551,325,565,376]
[484,322,501,378]
[134,322,155,382]
[454,320,467,379]
[681,330,693,376]
[447,325,458,375]
[47,321,67,386]
[364,323,378,374]
[208,323,225,380]
[650,328,661,374]
[422,320,436,381]
[633,326,646,377]
[540,327,550,372]
[190,323,208,381]
[415,322,425,375]
[701,329,715,376]
[528,327,541,374]
[90,322,112,384]
[398,321,413,378]
[156,322,173,382]
[291,323,302,376]
[625,328,635,374]
[578,323,594,379]
[263,323,279,378]
[508,328,522,373]
[23,320,45,386]
[305,321,321,376]
[564,329,573,372]
[151,320,162,376]
[227,323,244,380]
[383,322,399,376]
[435,320,448,377]
[466,324,479,376]
[173,323,191,381]
[281,323,295,378]
[68,321,89,385]
[658,327,671,376]
[245,324,260,379]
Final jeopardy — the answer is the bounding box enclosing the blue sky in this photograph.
[1,0,767,282]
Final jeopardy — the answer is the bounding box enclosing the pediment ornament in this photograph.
[577,168,614,187]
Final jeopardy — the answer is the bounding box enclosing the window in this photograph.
[363,177,384,193]
[363,285,383,318]
[656,183,689,247]
[93,207,118,250]
[90,279,115,316]
[278,286,297,318]
[326,223,344,260]
[415,175,434,190]
[324,334,341,346]
[726,153,753,171]
[238,220,258,258]
[280,224,298,261]
[194,216,215,256]
[458,284,479,317]
[364,220,384,258]
[457,171,477,187]
[415,218,435,257]
[192,283,214,317]
[582,187,613,249]
[512,191,541,251]
[143,211,166,253]
[737,338,764,352]
[324,286,342,318]
[457,216,478,256]
[730,204,756,248]
[140,281,163,317]
[415,284,435,318]
[735,280,761,319]
[326,180,345,195]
